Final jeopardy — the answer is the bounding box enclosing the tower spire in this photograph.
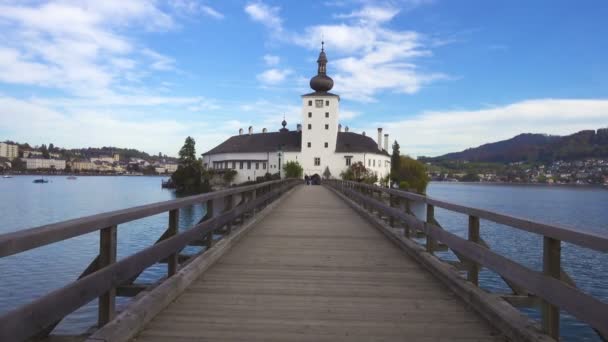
[310,42,333,93]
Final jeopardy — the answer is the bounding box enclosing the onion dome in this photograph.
[309,41,334,92]
[280,116,288,132]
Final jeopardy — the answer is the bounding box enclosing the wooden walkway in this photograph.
[132,185,503,341]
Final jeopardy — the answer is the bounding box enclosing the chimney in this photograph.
[338,124,342,132]
[262,128,267,133]
[345,126,349,132]
[377,128,383,150]
[362,131,366,136]
[239,128,243,135]
[384,134,389,151]
[248,126,253,135]
[297,124,302,132]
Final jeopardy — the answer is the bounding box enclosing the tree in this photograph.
[223,169,237,185]
[40,144,50,159]
[48,143,55,152]
[283,161,303,178]
[340,162,376,183]
[171,137,210,193]
[11,158,26,171]
[322,166,332,180]
[178,136,197,166]
[395,156,429,194]
[390,140,401,185]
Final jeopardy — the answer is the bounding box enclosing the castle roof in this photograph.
[202,131,389,156]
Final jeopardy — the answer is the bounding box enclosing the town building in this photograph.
[0,142,19,160]
[202,44,391,184]
[70,160,96,171]
[22,158,66,170]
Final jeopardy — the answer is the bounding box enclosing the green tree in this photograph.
[171,137,210,193]
[178,136,197,166]
[395,156,429,194]
[223,169,237,185]
[11,158,26,171]
[390,140,401,184]
[40,144,50,159]
[283,161,303,178]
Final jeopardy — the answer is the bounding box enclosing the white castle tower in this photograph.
[300,42,340,177]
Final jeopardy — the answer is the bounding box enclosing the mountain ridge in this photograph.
[421,128,608,163]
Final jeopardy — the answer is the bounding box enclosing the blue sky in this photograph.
[0,0,607,157]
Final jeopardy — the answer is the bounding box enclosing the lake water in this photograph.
[0,177,606,341]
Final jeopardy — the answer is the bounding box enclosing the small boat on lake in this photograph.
[33,178,48,183]
[2,175,12,178]
[67,176,77,180]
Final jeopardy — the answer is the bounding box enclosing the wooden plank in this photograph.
[468,215,480,286]
[86,182,298,342]
[541,237,560,339]
[0,179,290,258]
[335,183,608,338]
[132,186,501,342]
[98,225,117,327]
[167,209,179,277]
[0,182,297,341]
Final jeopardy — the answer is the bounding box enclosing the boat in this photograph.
[2,175,12,178]
[67,176,77,180]
[33,178,48,183]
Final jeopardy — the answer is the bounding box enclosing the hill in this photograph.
[421,128,608,163]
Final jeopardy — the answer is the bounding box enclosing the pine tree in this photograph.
[178,137,197,166]
[390,140,401,184]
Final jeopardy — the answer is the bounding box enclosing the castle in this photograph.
[202,44,391,184]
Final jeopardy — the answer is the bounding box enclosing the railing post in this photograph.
[252,188,257,216]
[167,209,179,276]
[403,198,411,238]
[225,195,233,235]
[542,236,561,340]
[98,225,117,327]
[467,215,480,286]
[425,204,435,253]
[204,199,214,249]
[389,193,395,227]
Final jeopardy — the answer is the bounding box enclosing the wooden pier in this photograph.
[0,179,607,341]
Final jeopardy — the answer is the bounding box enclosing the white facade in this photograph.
[0,142,19,160]
[23,158,66,170]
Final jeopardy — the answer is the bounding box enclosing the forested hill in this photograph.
[421,128,608,163]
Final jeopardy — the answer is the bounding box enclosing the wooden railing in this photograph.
[325,179,608,341]
[0,179,299,341]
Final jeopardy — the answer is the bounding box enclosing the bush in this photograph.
[394,156,429,194]
[223,169,237,185]
[283,161,303,178]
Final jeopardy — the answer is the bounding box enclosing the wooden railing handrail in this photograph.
[0,179,286,258]
[333,180,608,252]
[0,179,299,341]
[326,179,608,340]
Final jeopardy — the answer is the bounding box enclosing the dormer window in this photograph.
[315,99,323,108]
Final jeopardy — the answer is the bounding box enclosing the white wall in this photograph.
[300,94,340,177]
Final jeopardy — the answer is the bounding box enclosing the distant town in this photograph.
[426,158,608,186]
[0,141,178,175]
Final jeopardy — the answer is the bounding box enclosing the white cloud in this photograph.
[244,2,283,31]
[256,68,292,85]
[142,48,176,71]
[263,54,280,66]
[169,1,224,19]
[374,99,608,157]
[335,6,400,24]
[247,2,446,101]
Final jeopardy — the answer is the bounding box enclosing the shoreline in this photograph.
[431,180,608,188]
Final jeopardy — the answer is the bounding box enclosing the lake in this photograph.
[0,176,606,341]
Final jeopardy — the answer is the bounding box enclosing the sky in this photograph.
[0,0,607,158]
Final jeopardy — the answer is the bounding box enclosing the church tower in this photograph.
[300,42,340,177]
